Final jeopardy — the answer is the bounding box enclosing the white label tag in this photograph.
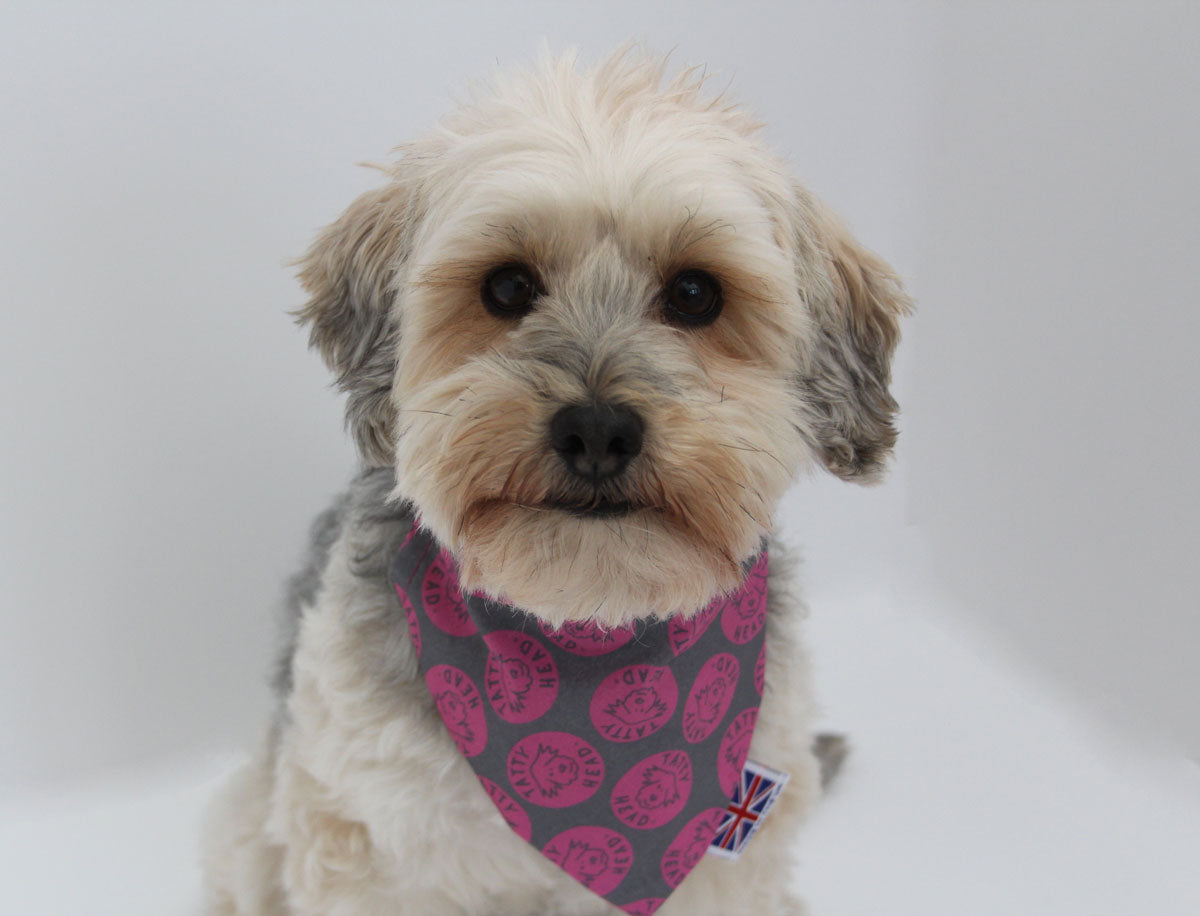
[707,759,790,860]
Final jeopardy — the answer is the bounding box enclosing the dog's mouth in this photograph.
[469,493,656,523]
[541,496,642,519]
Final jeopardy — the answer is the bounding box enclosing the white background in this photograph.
[1,2,1197,913]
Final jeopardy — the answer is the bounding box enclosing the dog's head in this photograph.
[296,51,909,626]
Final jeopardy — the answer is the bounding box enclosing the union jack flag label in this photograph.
[708,759,790,860]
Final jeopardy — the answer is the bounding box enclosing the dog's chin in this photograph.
[445,499,758,628]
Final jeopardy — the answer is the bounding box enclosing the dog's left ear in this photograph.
[790,189,913,484]
[294,176,420,467]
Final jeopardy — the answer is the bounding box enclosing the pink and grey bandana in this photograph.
[389,519,768,915]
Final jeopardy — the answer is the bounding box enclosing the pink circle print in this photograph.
[667,598,722,656]
[421,550,476,636]
[394,584,422,657]
[542,826,633,897]
[539,619,635,656]
[717,708,759,797]
[610,750,693,830]
[681,653,739,744]
[590,664,679,743]
[660,808,724,889]
[478,776,532,842]
[507,732,605,809]
[720,553,768,645]
[425,664,487,757]
[483,630,559,724]
[619,899,667,915]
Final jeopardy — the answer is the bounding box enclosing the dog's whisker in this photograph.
[736,501,769,529]
[497,457,523,503]
[566,537,581,580]
[717,439,790,473]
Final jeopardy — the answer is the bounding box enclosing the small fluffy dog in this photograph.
[203,50,908,916]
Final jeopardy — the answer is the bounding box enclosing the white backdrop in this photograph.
[907,3,1200,763]
[1,0,1196,798]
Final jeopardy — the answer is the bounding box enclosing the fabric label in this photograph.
[707,759,790,860]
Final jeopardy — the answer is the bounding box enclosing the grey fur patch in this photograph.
[271,491,349,697]
[796,321,901,483]
[511,287,685,406]
[525,336,591,379]
[792,194,911,484]
[294,181,419,467]
[272,467,412,701]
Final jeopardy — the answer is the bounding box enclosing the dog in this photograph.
[201,49,909,916]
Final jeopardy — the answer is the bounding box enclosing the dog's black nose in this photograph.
[550,402,644,482]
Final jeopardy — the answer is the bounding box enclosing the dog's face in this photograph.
[297,53,909,626]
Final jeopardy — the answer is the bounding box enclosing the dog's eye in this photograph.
[664,270,722,326]
[482,264,539,317]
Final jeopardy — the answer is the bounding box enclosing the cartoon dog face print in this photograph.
[562,840,610,885]
[634,765,683,811]
[530,743,580,799]
[607,686,668,726]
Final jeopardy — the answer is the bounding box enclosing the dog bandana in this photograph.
[389,519,768,915]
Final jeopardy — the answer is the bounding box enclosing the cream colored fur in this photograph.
[202,48,907,916]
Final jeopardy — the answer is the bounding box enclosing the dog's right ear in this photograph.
[295,177,418,467]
